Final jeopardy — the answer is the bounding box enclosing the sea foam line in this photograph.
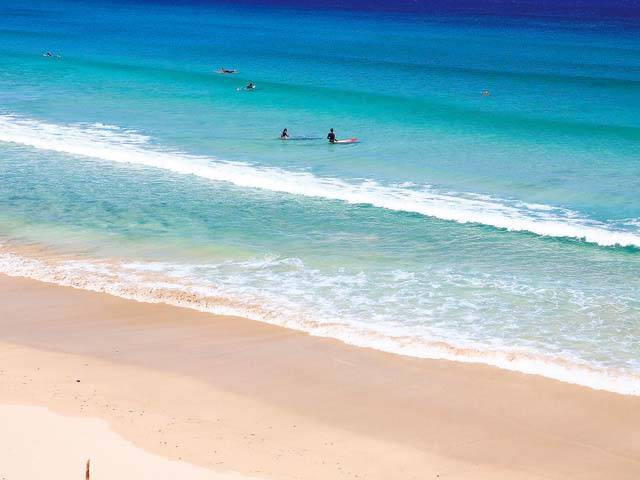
[1,114,639,248]
[0,247,639,396]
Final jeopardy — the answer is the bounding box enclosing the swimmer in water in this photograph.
[280,128,289,139]
[327,128,336,143]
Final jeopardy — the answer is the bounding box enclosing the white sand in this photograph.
[0,405,258,480]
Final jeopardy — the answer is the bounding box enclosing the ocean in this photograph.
[1,0,639,394]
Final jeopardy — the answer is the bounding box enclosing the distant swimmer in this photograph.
[327,128,336,143]
[482,89,490,96]
[43,51,53,57]
[216,67,237,74]
[280,128,289,140]
[236,82,256,92]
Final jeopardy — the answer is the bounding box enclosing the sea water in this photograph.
[1,0,639,393]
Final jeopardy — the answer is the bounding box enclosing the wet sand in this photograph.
[1,274,639,479]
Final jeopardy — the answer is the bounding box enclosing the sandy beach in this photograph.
[1,273,639,479]
[0,404,259,480]
[2,0,640,478]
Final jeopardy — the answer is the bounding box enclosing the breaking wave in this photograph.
[0,114,639,248]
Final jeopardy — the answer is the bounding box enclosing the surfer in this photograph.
[218,67,236,74]
[280,128,289,140]
[327,128,336,143]
[43,51,53,57]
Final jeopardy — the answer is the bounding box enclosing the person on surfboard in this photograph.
[280,128,289,140]
[327,128,336,143]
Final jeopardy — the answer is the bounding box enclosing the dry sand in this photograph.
[0,404,258,480]
[1,274,639,479]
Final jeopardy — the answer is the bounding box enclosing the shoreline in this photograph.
[2,274,640,479]
[1,244,638,396]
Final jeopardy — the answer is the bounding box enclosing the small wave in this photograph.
[0,246,638,396]
[0,114,639,248]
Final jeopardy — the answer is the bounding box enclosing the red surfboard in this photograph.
[333,138,358,144]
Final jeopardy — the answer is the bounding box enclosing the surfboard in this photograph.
[333,138,358,144]
[279,136,322,141]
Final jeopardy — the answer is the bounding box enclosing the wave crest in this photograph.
[1,114,639,248]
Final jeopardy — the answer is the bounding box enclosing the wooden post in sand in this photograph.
[85,459,90,480]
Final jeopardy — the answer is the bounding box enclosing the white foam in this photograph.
[1,114,639,248]
[0,248,639,396]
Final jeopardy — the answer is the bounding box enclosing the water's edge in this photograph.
[1,245,638,396]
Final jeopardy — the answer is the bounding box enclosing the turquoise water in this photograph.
[1,0,639,393]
